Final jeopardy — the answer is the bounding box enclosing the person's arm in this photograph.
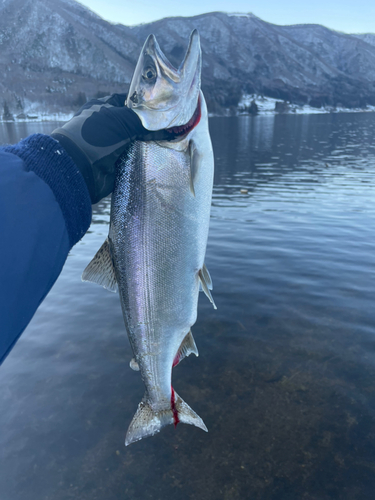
[0,94,176,365]
[0,134,91,364]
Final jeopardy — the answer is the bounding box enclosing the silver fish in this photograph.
[82,30,215,446]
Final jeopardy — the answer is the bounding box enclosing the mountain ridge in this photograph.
[1,1,375,117]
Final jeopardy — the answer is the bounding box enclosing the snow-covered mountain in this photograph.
[0,0,138,115]
[1,1,375,117]
[132,14,375,110]
[353,33,375,48]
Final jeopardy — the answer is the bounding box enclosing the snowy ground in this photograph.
[1,99,74,123]
[238,94,375,115]
[2,94,375,122]
[10,111,73,122]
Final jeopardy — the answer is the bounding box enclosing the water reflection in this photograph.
[1,114,375,499]
[0,121,60,145]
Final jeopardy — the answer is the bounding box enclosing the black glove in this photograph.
[51,93,176,204]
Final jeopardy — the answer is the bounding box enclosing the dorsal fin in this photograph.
[81,238,118,293]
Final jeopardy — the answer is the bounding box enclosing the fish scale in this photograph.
[111,141,202,401]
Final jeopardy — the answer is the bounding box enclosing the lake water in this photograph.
[1,114,375,499]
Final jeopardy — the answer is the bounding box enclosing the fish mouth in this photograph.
[165,97,201,138]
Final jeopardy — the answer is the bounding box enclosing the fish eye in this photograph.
[143,66,156,81]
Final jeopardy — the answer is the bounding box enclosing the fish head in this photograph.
[126,30,201,132]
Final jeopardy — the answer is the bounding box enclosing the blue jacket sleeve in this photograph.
[0,134,92,364]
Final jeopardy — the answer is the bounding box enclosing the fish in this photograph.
[82,29,216,446]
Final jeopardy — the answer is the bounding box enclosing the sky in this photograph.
[78,0,375,34]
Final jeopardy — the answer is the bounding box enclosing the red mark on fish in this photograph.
[170,386,179,427]
[172,353,180,368]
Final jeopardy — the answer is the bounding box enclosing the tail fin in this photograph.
[125,391,207,446]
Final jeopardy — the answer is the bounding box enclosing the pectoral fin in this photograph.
[202,263,213,290]
[173,330,199,367]
[189,140,201,197]
[81,238,118,293]
[199,268,217,309]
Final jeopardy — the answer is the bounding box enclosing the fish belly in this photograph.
[110,140,210,408]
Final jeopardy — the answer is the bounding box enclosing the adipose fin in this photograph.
[130,358,140,371]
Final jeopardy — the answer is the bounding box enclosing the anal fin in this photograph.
[173,330,199,367]
[81,238,118,293]
[199,268,217,309]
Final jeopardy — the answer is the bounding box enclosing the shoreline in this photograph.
[0,113,74,124]
[207,108,375,119]
[1,97,375,123]
[234,94,375,117]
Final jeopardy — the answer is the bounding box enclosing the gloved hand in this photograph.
[51,93,176,204]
